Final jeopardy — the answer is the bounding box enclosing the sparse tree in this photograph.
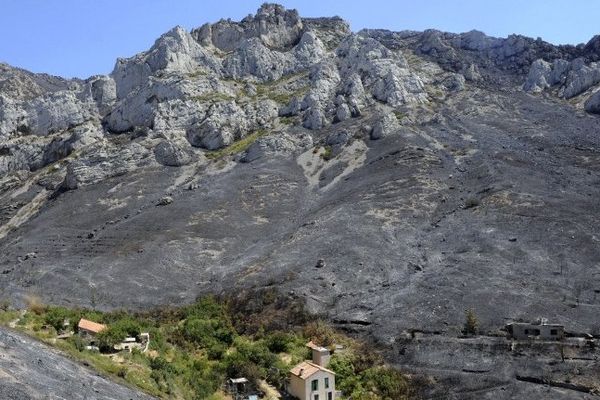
[463,309,479,336]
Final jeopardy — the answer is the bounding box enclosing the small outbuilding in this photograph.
[306,341,331,368]
[506,319,564,341]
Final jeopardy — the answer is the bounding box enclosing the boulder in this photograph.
[523,59,552,93]
[584,91,600,114]
[154,140,191,166]
[335,103,352,122]
[370,113,399,140]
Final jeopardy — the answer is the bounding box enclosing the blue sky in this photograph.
[1,0,598,79]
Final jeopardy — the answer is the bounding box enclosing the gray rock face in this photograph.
[370,112,399,140]
[192,3,303,51]
[523,59,553,92]
[186,100,278,149]
[112,26,221,100]
[64,142,151,189]
[25,91,94,136]
[240,131,312,162]
[523,57,600,100]
[561,59,600,98]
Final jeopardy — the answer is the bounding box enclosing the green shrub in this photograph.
[44,306,75,332]
[182,317,234,349]
[265,331,293,353]
[188,359,225,399]
[70,335,86,352]
[362,367,412,400]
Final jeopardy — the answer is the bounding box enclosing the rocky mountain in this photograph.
[1,3,600,398]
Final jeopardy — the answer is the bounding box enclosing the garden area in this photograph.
[0,290,423,399]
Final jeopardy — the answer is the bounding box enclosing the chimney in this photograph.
[299,368,304,377]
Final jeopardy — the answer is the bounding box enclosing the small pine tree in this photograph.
[464,309,479,336]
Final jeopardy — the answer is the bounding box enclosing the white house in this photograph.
[288,342,335,400]
[288,361,336,400]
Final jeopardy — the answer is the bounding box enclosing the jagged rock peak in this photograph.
[192,3,305,51]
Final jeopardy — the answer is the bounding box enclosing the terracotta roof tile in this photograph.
[290,361,335,379]
[78,318,106,334]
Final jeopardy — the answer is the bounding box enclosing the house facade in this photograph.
[288,361,335,400]
[506,320,564,341]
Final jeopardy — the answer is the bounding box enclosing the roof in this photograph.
[290,361,335,379]
[229,377,249,384]
[78,318,107,334]
[306,340,329,352]
[507,322,564,328]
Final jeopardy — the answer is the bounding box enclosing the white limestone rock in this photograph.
[337,35,427,107]
[192,3,303,51]
[523,59,552,93]
[240,131,312,163]
[186,99,278,149]
[561,59,600,99]
[25,91,95,136]
[112,26,221,100]
[370,112,399,140]
[64,142,151,189]
[154,140,192,167]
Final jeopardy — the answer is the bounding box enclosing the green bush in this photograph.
[362,367,412,400]
[265,331,293,353]
[187,359,225,399]
[70,335,86,352]
[44,306,76,332]
[182,317,234,349]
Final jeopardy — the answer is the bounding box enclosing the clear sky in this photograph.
[1,0,598,79]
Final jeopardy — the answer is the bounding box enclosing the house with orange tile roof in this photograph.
[77,318,106,338]
[287,342,336,400]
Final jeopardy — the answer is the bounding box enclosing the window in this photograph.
[328,392,333,400]
[533,329,540,336]
[325,377,329,389]
[311,379,319,391]
[314,395,319,400]
[550,329,558,336]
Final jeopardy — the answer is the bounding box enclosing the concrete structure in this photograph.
[114,333,150,353]
[306,341,331,368]
[288,361,335,400]
[506,319,565,341]
[77,318,106,339]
